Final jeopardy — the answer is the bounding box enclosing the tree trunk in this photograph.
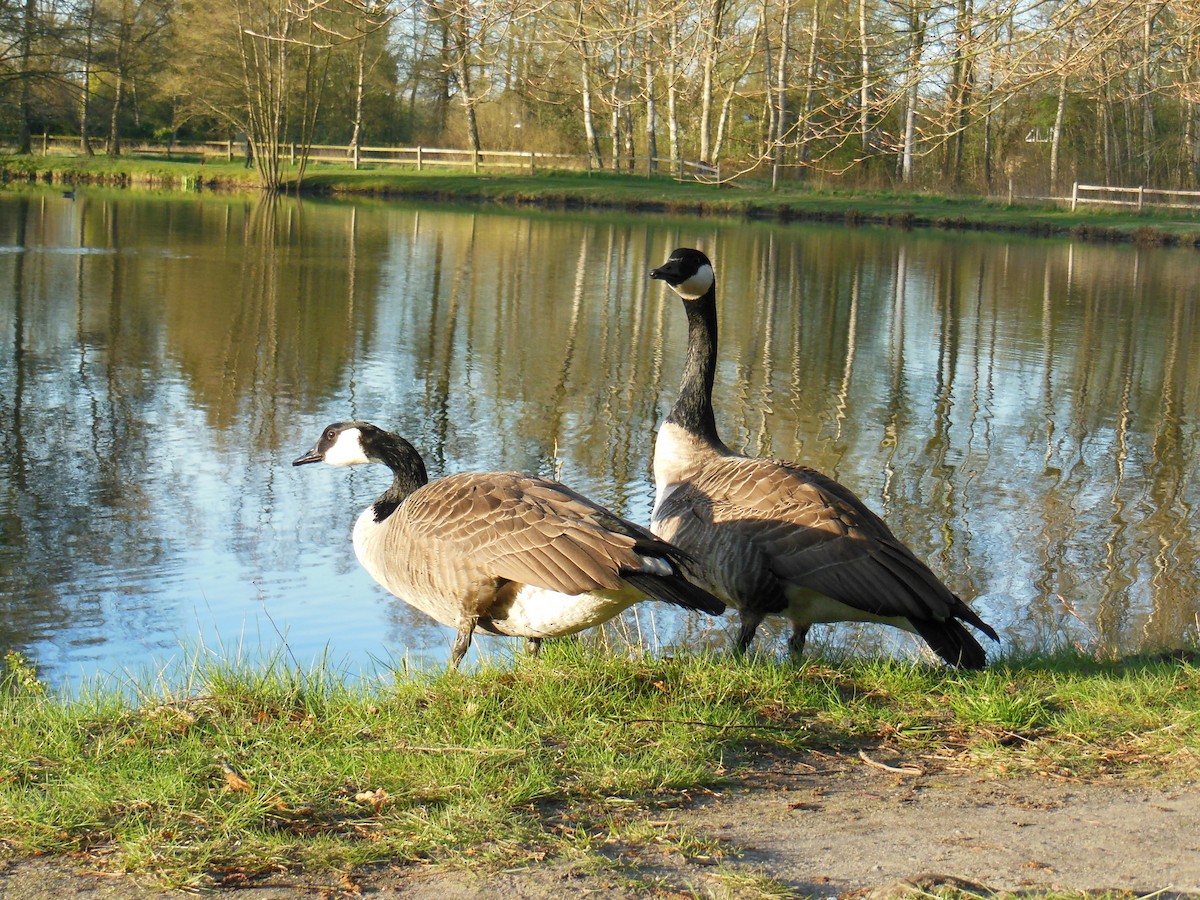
[773,0,791,182]
[450,14,480,153]
[798,0,820,170]
[700,46,713,161]
[576,0,602,168]
[1191,99,1200,188]
[645,58,658,173]
[17,0,36,154]
[761,1,774,154]
[1049,69,1068,191]
[900,0,925,184]
[858,0,871,154]
[623,102,635,170]
[609,41,623,170]
[698,0,725,163]
[666,12,680,164]
[79,3,96,157]
[1188,33,1200,188]
[981,71,993,190]
[580,64,601,167]
[1049,25,1073,191]
[108,70,124,157]
[1140,0,1155,181]
[349,39,366,158]
[946,0,973,186]
[434,21,450,135]
[713,23,757,164]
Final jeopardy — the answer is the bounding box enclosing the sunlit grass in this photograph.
[1,644,1197,888]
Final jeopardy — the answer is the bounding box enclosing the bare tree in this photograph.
[16,0,37,153]
[96,0,172,156]
[168,0,393,190]
[896,0,928,184]
[75,0,99,155]
[698,0,728,163]
[424,0,482,151]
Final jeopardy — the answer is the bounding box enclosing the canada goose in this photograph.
[648,248,999,668]
[293,421,725,668]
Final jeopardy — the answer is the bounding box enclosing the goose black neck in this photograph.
[363,428,429,521]
[666,288,723,447]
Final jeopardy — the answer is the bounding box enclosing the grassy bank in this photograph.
[6,153,1200,245]
[1,646,1196,889]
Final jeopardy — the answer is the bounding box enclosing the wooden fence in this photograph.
[1069,182,1200,212]
[11,133,722,182]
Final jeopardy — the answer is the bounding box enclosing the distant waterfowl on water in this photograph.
[294,421,726,667]
[647,248,999,668]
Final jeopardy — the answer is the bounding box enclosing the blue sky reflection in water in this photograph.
[0,190,1197,689]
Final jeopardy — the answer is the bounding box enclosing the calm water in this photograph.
[1,189,1197,688]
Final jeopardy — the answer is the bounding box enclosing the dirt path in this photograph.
[666,760,1200,896]
[2,757,1198,898]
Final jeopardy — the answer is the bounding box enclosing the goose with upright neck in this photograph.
[294,420,725,668]
[649,248,998,668]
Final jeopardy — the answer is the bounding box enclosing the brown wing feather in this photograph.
[663,455,981,626]
[399,472,653,595]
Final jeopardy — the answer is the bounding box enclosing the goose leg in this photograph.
[449,617,478,669]
[734,610,764,655]
[526,637,543,658]
[787,624,810,661]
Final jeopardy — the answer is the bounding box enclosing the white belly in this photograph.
[481,585,635,638]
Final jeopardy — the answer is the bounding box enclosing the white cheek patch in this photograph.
[323,427,369,466]
[674,263,714,299]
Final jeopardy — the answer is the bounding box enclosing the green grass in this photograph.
[1,645,1197,888]
[0,152,262,192]
[6,152,1200,244]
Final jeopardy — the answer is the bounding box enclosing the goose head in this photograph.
[650,248,714,300]
[294,420,428,479]
[293,421,375,467]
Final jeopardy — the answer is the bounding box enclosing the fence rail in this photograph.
[7,133,721,181]
[1069,182,1200,212]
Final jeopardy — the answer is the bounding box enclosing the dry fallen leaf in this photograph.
[354,788,389,813]
[219,760,252,792]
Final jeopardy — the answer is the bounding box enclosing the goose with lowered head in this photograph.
[647,248,998,668]
[294,420,725,668]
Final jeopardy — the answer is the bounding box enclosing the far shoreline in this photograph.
[5,153,1200,247]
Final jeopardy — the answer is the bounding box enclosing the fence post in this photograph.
[416,146,423,171]
[473,148,479,174]
[227,140,233,162]
[1138,185,1145,211]
[41,132,48,155]
[352,142,360,170]
[1071,182,1079,211]
[529,150,535,175]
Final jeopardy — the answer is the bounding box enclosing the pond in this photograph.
[1,189,1197,689]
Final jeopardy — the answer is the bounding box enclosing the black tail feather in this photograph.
[623,573,726,616]
[911,618,990,669]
